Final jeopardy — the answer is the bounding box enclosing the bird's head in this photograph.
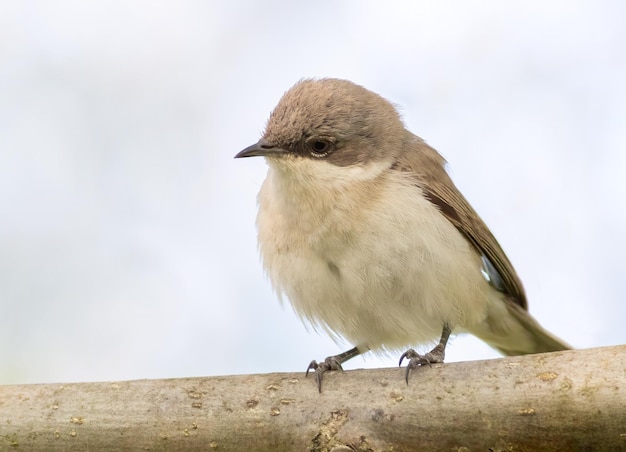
[235,79,407,176]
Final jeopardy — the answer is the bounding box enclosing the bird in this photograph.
[235,78,570,391]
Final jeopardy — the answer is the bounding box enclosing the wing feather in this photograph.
[392,134,527,309]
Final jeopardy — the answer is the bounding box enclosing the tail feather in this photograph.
[469,296,571,356]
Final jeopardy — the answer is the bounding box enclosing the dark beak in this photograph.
[234,139,288,159]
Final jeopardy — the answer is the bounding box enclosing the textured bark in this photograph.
[0,345,624,451]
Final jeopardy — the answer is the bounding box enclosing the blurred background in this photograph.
[1,1,624,385]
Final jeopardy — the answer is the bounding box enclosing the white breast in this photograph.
[256,157,491,353]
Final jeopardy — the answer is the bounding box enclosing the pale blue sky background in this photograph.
[1,1,625,385]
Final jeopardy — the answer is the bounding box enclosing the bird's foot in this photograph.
[306,356,345,393]
[305,346,361,392]
[398,343,445,384]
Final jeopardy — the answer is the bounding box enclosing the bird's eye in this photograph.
[313,140,328,153]
[306,136,335,158]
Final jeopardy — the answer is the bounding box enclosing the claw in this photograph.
[315,369,323,393]
[400,349,441,384]
[402,353,431,383]
[398,348,417,367]
[306,360,319,377]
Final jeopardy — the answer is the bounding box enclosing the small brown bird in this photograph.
[235,78,570,391]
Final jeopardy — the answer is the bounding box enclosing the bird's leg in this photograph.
[399,323,451,384]
[306,346,361,392]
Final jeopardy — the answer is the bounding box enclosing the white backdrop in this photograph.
[1,1,624,385]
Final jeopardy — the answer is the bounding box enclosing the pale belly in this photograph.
[257,171,492,353]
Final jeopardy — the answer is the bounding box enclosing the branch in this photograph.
[1,345,624,451]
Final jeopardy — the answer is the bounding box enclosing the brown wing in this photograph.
[392,134,527,310]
